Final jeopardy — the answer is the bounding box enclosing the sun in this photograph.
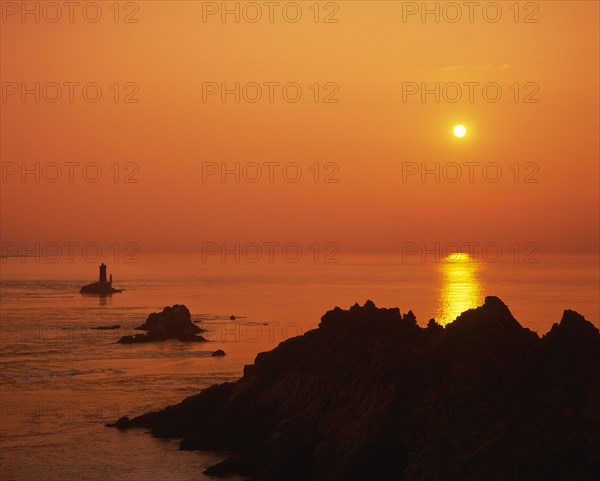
[453,125,467,138]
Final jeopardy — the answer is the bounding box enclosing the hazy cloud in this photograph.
[436,64,511,73]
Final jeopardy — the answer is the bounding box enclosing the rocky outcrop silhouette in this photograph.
[117,305,207,344]
[109,297,600,480]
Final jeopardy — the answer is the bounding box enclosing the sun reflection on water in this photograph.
[435,252,484,326]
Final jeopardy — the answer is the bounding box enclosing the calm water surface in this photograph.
[1,254,598,480]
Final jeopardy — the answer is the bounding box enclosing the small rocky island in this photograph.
[109,297,600,481]
[80,263,122,296]
[117,304,207,344]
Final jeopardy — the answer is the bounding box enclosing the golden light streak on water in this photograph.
[435,253,484,326]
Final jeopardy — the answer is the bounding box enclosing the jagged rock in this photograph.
[113,416,131,429]
[135,305,199,332]
[426,318,443,333]
[117,305,206,344]
[109,299,600,481]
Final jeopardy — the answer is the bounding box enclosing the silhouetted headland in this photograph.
[117,305,207,344]
[109,297,600,481]
[80,263,122,296]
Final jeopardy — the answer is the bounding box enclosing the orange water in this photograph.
[1,254,598,480]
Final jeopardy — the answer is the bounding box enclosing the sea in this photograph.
[1,253,598,481]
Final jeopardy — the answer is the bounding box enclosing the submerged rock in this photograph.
[109,298,600,481]
[117,305,207,344]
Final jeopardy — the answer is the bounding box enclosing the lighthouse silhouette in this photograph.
[99,263,108,283]
[80,263,120,296]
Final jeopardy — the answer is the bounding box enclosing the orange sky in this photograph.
[1,1,599,255]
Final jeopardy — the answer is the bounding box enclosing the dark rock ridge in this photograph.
[109,297,600,480]
[117,305,207,344]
